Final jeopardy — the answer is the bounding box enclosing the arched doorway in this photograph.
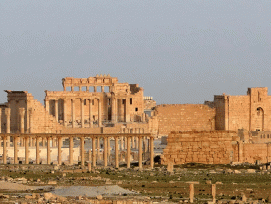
[255,107,264,131]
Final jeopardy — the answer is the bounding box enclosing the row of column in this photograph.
[1,135,154,169]
[45,95,132,127]
[63,85,111,92]
[45,98,102,127]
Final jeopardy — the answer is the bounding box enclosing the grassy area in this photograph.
[0,163,271,203]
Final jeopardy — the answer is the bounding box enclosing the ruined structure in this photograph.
[1,75,271,166]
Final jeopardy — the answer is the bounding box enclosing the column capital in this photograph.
[5,108,11,116]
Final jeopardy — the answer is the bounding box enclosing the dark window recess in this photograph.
[135,107,138,112]
[130,98,132,104]
[122,99,125,104]
[108,99,110,105]
[92,100,94,105]
[84,99,87,105]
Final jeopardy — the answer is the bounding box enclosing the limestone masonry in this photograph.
[1,75,271,165]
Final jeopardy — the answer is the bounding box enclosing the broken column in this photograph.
[186,182,199,203]
[103,137,107,167]
[58,137,62,165]
[81,99,84,128]
[150,136,154,169]
[212,184,216,203]
[127,136,131,168]
[72,99,75,128]
[80,137,85,166]
[69,136,73,165]
[92,137,96,167]
[98,99,102,127]
[55,99,58,122]
[47,137,51,164]
[2,136,7,164]
[36,137,40,164]
[138,136,142,169]
[19,108,25,133]
[25,136,29,164]
[14,136,18,164]
[115,136,119,168]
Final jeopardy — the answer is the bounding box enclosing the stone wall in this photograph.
[161,131,236,165]
[154,104,216,136]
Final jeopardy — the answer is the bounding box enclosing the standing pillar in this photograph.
[125,98,130,122]
[14,136,18,164]
[150,137,154,169]
[58,137,62,165]
[36,137,40,164]
[89,99,93,128]
[19,108,25,133]
[94,86,97,92]
[138,136,142,170]
[111,96,116,123]
[120,136,123,150]
[25,136,29,164]
[80,137,85,166]
[127,137,131,168]
[3,136,7,164]
[47,137,51,165]
[212,184,216,203]
[98,99,102,127]
[55,99,58,122]
[107,137,110,159]
[72,99,75,128]
[63,99,67,126]
[189,183,195,203]
[5,108,10,147]
[92,137,96,167]
[101,86,104,92]
[238,141,243,163]
[81,99,85,128]
[103,137,108,167]
[69,136,73,165]
[115,137,119,168]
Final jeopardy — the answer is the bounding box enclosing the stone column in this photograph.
[125,98,130,122]
[115,137,119,168]
[72,99,75,128]
[58,137,62,165]
[111,96,116,123]
[107,137,110,159]
[138,136,142,170]
[3,136,7,164]
[97,137,100,160]
[55,99,58,122]
[89,99,93,128]
[86,86,89,92]
[19,108,25,133]
[120,136,123,150]
[47,137,51,164]
[101,86,104,92]
[25,136,29,164]
[80,137,85,166]
[5,108,10,147]
[92,137,96,167]
[189,183,195,203]
[63,99,67,127]
[45,99,50,112]
[150,136,154,169]
[127,137,131,168]
[103,137,108,167]
[14,136,18,164]
[36,137,40,164]
[69,136,73,165]
[98,99,102,127]
[81,99,84,128]
[212,184,216,203]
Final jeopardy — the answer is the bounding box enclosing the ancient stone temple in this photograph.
[0,75,153,134]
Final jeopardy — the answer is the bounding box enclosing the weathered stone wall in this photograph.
[154,104,216,136]
[161,131,236,165]
[232,142,271,164]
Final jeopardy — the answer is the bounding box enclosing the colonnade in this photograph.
[0,133,154,169]
[45,96,133,127]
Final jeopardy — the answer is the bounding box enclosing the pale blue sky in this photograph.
[1,1,271,104]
